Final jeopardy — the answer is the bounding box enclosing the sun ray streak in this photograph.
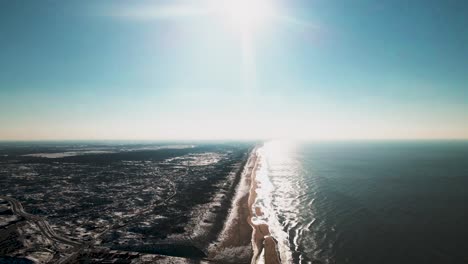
[276,15,318,29]
[241,32,258,98]
[109,1,314,101]
[112,5,211,20]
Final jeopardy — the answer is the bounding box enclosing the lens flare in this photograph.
[214,0,277,34]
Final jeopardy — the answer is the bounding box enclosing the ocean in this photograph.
[254,140,468,264]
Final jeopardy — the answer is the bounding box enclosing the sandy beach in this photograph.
[210,148,281,264]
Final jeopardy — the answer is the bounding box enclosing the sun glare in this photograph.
[213,0,276,34]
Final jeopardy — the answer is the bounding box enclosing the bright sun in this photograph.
[213,0,277,34]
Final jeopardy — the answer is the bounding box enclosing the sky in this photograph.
[1,0,467,140]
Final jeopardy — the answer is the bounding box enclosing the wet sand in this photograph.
[247,153,281,264]
[211,148,281,264]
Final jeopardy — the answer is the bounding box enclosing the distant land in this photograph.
[0,141,257,263]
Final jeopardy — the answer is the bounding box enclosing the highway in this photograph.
[0,195,82,248]
[0,165,185,263]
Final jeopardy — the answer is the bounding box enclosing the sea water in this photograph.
[255,140,468,264]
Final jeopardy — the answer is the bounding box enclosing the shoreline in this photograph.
[247,149,281,264]
[210,147,281,264]
[208,148,256,263]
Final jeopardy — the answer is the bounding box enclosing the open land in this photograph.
[0,142,255,263]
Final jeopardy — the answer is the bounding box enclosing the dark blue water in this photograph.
[258,140,468,264]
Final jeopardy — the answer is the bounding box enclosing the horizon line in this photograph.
[1,138,468,142]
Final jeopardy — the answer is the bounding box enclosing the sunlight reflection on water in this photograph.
[253,140,302,263]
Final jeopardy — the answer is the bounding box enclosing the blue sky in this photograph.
[1,0,467,140]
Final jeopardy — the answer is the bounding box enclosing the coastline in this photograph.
[247,149,281,264]
[210,147,281,264]
[208,148,255,263]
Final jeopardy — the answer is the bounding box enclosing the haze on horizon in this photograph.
[1,0,467,141]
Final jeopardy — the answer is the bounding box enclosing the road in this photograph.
[0,195,82,262]
[0,164,185,263]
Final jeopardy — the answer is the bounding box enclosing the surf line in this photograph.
[247,149,281,264]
